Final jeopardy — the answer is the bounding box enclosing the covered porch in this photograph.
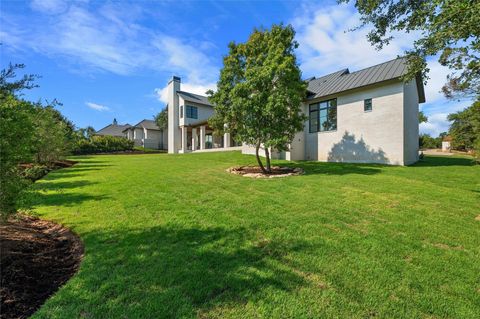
[179,122,241,153]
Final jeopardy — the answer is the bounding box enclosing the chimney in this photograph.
[167,76,181,153]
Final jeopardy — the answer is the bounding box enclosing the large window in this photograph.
[186,105,198,119]
[309,99,337,133]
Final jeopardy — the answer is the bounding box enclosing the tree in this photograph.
[0,63,74,219]
[447,100,480,151]
[419,111,428,124]
[0,64,36,219]
[342,0,480,99]
[154,107,168,130]
[208,24,307,173]
[419,133,441,150]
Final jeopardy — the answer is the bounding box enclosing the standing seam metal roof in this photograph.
[306,58,425,103]
[177,90,212,106]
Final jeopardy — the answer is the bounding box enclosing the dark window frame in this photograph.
[364,98,372,112]
[309,98,337,133]
[186,105,198,119]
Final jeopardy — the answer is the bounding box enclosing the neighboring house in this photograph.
[166,57,425,165]
[95,120,131,137]
[123,119,167,150]
[442,136,452,152]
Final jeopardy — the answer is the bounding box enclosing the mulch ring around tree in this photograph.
[227,166,304,178]
[0,215,84,319]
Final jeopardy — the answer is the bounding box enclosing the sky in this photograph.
[1,0,473,135]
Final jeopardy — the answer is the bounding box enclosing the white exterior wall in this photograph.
[143,129,162,149]
[403,79,420,165]
[304,81,405,165]
[179,98,214,127]
[241,80,419,165]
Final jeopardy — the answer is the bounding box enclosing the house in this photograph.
[95,119,131,137]
[166,58,425,165]
[123,119,167,150]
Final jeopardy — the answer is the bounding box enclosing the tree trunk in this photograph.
[255,142,267,174]
[264,147,272,173]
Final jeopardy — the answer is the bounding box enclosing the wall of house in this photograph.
[242,80,410,165]
[179,99,214,127]
[304,80,406,165]
[143,129,162,149]
[403,79,420,165]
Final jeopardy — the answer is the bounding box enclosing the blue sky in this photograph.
[1,0,473,135]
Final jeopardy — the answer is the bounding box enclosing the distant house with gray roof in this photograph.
[165,57,425,165]
[95,119,131,138]
[123,119,167,150]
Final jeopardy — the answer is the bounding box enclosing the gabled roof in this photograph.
[177,90,212,106]
[124,119,161,131]
[96,123,131,136]
[306,58,425,103]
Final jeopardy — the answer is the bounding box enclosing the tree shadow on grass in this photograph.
[287,161,384,176]
[23,191,109,209]
[40,225,315,318]
[413,156,476,167]
[33,180,99,192]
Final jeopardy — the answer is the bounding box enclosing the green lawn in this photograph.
[26,152,479,318]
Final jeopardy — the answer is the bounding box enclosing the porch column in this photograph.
[181,126,187,153]
[199,125,206,150]
[223,124,230,148]
[192,128,198,151]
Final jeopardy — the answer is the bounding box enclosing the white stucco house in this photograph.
[166,58,425,165]
[123,119,167,150]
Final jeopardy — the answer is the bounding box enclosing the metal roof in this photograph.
[177,90,212,106]
[306,58,425,103]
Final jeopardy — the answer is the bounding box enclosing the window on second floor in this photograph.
[309,99,337,133]
[364,98,372,112]
[186,105,198,119]
[180,105,183,118]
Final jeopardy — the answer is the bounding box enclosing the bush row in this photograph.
[72,135,134,154]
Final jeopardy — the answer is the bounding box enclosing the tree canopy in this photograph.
[207,24,307,173]
[154,107,168,130]
[447,99,480,151]
[342,0,480,99]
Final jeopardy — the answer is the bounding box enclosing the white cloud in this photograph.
[154,81,216,104]
[3,2,218,82]
[86,102,110,112]
[292,3,417,76]
[30,0,68,15]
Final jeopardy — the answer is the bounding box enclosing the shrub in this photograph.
[72,135,134,154]
[20,164,50,181]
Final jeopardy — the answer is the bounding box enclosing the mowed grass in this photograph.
[26,152,479,318]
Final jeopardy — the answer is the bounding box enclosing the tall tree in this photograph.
[208,24,307,173]
[342,0,480,99]
[154,107,168,130]
[447,99,480,151]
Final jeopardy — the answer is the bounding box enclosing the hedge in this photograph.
[72,135,134,154]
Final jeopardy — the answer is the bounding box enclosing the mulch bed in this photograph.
[0,215,84,319]
[227,166,304,178]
